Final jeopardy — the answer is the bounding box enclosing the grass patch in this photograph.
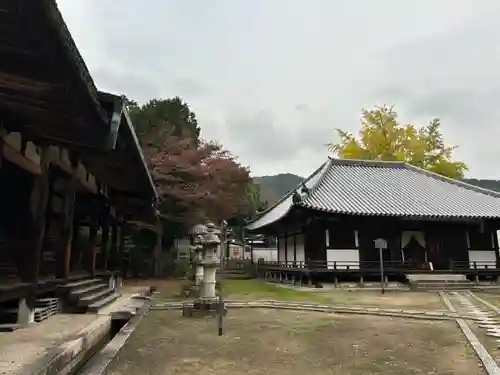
[221,280,445,309]
[144,278,445,310]
[221,279,330,303]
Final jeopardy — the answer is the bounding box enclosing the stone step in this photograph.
[218,269,247,274]
[411,281,474,285]
[406,273,467,282]
[59,278,102,290]
[77,287,114,307]
[69,283,109,300]
[87,292,121,313]
[0,324,22,332]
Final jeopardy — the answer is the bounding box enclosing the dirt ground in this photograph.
[106,309,483,375]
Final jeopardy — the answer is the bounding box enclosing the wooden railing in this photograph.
[257,260,416,271]
[257,259,500,273]
[450,260,498,270]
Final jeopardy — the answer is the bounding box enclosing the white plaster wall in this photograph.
[295,233,305,265]
[468,250,497,269]
[252,248,278,262]
[326,249,360,270]
[286,235,295,262]
[278,237,286,262]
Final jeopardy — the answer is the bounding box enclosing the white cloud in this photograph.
[58,0,500,178]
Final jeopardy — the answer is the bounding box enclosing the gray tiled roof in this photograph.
[246,158,500,230]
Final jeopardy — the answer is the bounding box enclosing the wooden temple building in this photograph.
[0,1,157,324]
[246,158,500,282]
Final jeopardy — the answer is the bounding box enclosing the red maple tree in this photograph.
[150,133,251,224]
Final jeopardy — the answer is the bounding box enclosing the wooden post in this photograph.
[109,217,118,271]
[118,221,126,278]
[0,134,4,170]
[60,159,77,279]
[285,231,288,267]
[293,233,297,264]
[28,147,50,283]
[87,218,99,276]
[277,236,280,263]
[99,208,110,271]
[492,229,500,269]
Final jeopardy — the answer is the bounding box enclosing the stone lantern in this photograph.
[199,231,220,305]
[183,224,227,317]
[189,235,205,296]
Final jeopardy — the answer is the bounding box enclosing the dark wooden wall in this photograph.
[298,214,499,269]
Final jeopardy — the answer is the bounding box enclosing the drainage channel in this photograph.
[34,294,152,375]
[66,315,130,375]
[70,302,150,375]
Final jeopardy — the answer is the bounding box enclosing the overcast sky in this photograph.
[58,0,500,178]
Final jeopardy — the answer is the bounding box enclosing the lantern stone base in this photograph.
[182,297,227,318]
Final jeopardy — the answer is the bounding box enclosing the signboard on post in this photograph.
[374,238,387,251]
[374,238,387,294]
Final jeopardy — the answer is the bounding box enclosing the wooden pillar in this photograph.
[59,159,77,279]
[293,233,297,263]
[118,221,126,278]
[0,134,4,170]
[27,147,51,283]
[284,231,288,264]
[87,217,99,276]
[71,220,81,270]
[99,208,110,271]
[277,236,280,262]
[109,217,118,271]
[492,229,500,269]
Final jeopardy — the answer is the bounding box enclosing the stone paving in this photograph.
[152,299,493,321]
[455,292,500,343]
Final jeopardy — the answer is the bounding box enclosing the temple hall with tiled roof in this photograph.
[247,158,500,280]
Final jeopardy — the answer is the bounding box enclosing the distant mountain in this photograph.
[254,173,304,203]
[462,179,500,192]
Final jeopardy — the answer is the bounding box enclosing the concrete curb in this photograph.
[76,299,151,375]
[439,291,500,375]
[18,316,112,375]
[151,300,489,321]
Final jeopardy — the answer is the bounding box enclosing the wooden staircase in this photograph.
[60,277,120,313]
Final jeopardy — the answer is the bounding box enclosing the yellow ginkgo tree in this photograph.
[327,105,468,179]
